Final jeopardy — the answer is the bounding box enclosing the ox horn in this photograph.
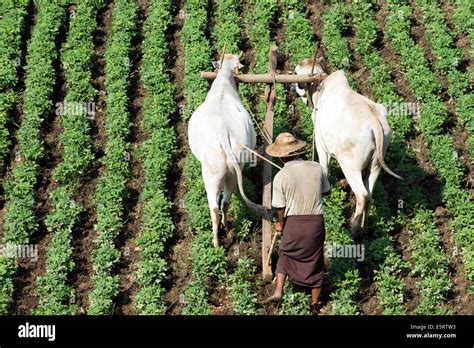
[218,42,227,70]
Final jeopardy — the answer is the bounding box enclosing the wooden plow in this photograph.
[200,45,326,281]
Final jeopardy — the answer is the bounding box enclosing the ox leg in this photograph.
[221,172,238,229]
[316,139,330,176]
[340,162,368,235]
[202,170,223,248]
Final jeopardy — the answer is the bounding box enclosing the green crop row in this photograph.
[212,0,260,315]
[383,1,449,139]
[0,0,24,16]
[244,0,277,74]
[181,0,222,315]
[414,0,466,88]
[181,0,212,120]
[242,0,277,123]
[385,0,474,293]
[35,0,100,315]
[0,0,28,92]
[87,0,137,315]
[272,1,291,141]
[0,0,28,169]
[451,0,473,38]
[228,257,259,315]
[133,0,176,315]
[212,0,241,54]
[182,0,264,314]
[368,187,407,315]
[408,209,452,314]
[322,3,351,71]
[321,3,356,89]
[351,0,454,313]
[323,188,361,315]
[319,3,362,315]
[350,0,410,315]
[35,187,82,314]
[414,0,473,155]
[0,0,65,315]
[281,0,314,142]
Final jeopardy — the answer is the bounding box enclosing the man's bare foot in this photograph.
[264,294,282,304]
[310,302,323,315]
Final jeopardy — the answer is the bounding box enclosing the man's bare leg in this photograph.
[311,286,322,305]
[265,273,286,302]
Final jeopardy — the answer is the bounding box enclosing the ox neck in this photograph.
[209,68,238,95]
[216,67,236,81]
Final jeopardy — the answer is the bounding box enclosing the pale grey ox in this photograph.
[188,54,267,247]
[294,59,403,233]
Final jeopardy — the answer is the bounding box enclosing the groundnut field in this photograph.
[0,0,473,316]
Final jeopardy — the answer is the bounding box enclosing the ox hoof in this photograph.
[220,219,229,230]
[350,225,362,238]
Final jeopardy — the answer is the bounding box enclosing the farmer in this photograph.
[264,133,331,314]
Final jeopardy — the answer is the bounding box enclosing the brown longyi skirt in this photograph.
[276,214,325,288]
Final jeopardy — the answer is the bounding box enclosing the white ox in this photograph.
[188,54,266,247]
[295,59,403,233]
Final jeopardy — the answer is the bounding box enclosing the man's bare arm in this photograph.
[275,208,286,233]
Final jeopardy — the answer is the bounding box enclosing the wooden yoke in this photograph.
[200,71,327,83]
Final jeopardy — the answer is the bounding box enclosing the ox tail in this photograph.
[218,132,273,220]
[371,116,404,181]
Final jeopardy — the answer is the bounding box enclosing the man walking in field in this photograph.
[264,133,331,314]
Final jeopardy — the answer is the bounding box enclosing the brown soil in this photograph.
[303,1,335,75]
[163,0,194,315]
[9,3,70,314]
[408,0,473,187]
[345,16,375,99]
[439,0,473,66]
[0,2,36,208]
[434,206,474,314]
[68,2,113,314]
[114,0,148,316]
[392,226,419,314]
[452,128,474,191]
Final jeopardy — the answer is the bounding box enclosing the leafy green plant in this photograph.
[0,0,28,168]
[321,3,356,89]
[414,0,472,158]
[191,233,228,279]
[228,257,259,315]
[280,283,311,315]
[182,278,212,315]
[88,0,137,315]
[408,209,451,314]
[451,0,474,38]
[180,0,220,315]
[35,0,102,315]
[0,0,66,315]
[181,0,212,119]
[35,188,81,315]
[385,0,474,293]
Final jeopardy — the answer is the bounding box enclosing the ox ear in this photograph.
[212,60,220,69]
